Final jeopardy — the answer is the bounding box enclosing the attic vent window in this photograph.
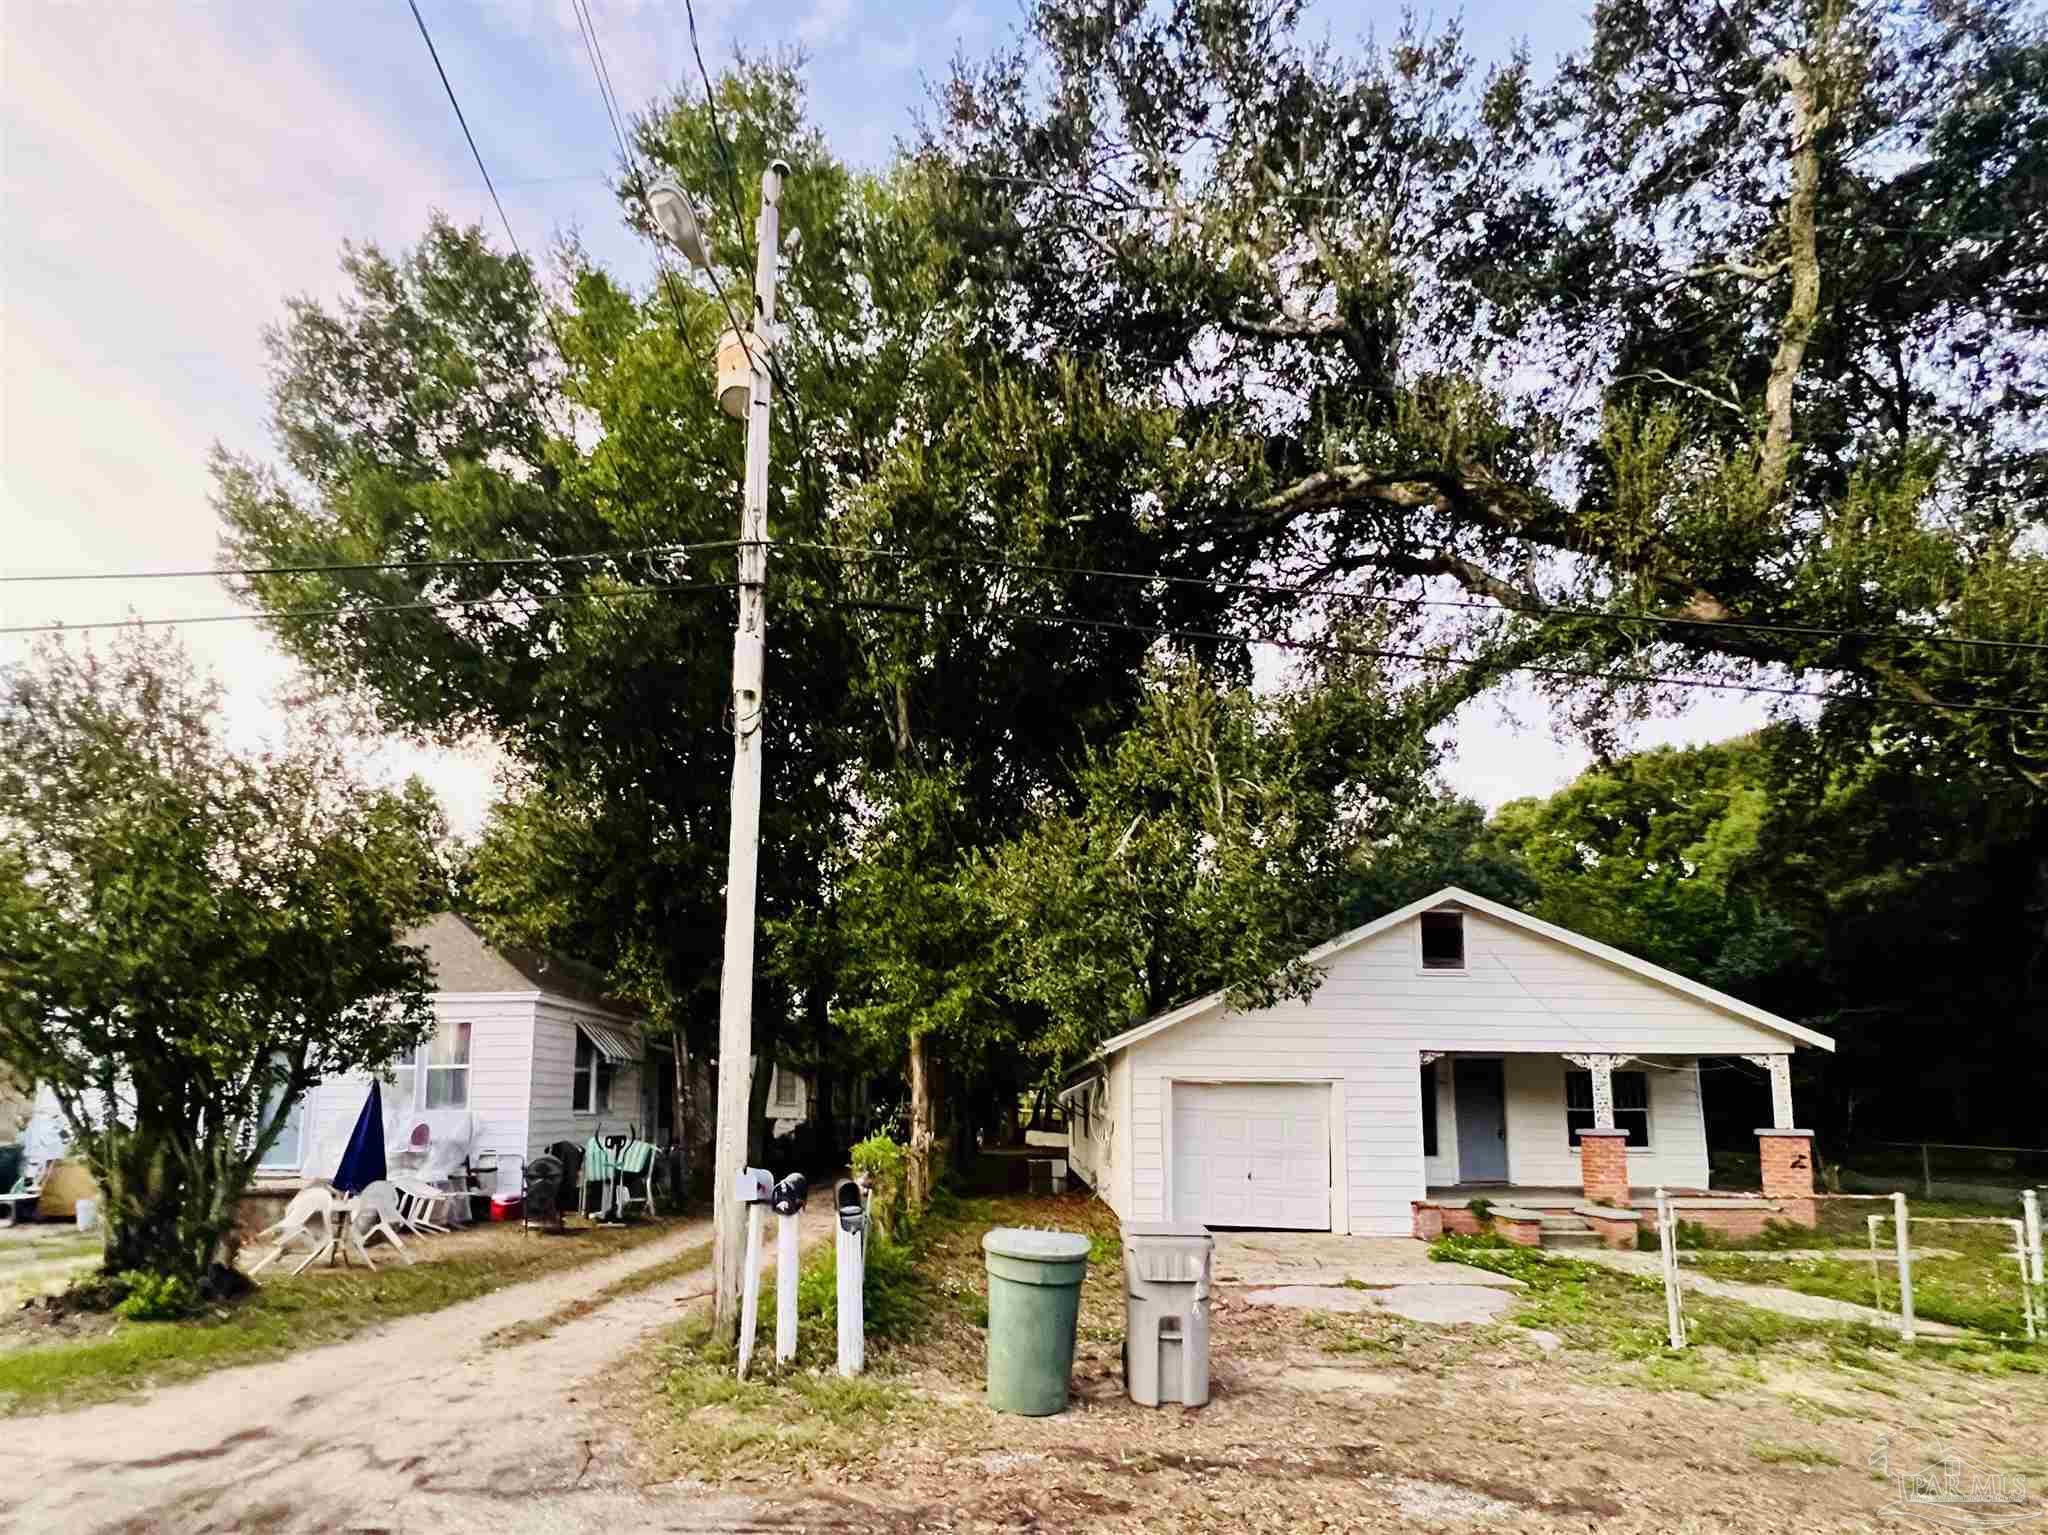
[1420,911,1465,971]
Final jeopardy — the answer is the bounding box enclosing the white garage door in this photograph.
[1171,1081,1331,1230]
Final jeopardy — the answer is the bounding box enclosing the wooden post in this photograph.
[1922,1143,1932,1199]
[2010,1218,2037,1343]
[1656,1186,1685,1349]
[2024,1188,2043,1287]
[1892,1191,1916,1344]
[837,1207,865,1376]
[736,1199,765,1376]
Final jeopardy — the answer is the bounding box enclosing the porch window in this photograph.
[1566,1069,1650,1147]
[423,1017,472,1109]
[1420,911,1465,970]
[574,1030,613,1114]
[1420,1061,1439,1158]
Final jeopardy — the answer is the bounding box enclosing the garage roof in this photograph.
[1093,885,1835,1058]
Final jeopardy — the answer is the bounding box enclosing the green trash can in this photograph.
[982,1227,1092,1415]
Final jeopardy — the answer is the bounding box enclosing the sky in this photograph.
[0,0,1776,839]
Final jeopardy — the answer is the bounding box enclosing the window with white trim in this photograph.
[774,1066,799,1107]
[257,1073,304,1170]
[1420,910,1465,970]
[423,1017,472,1108]
[1565,1069,1650,1147]
[574,1030,612,1114]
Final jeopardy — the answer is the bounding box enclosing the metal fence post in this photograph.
[2023,1189,2043,1287]
[1892,1190,1916,1345]
[1656,1186,1685,1349]
[1867,1214,1886,1319]
[2008,1218,2037,1343]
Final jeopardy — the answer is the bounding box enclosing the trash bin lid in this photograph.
[1122,1220,1211,1240]
[982,1227,1093,1263]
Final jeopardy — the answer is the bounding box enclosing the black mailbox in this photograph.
[770,1172,808,1216]
[835,1178,866,1234]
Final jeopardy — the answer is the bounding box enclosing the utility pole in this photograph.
[709,161,788,1338]
[651,161,789,1339]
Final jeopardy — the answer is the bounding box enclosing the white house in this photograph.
[257,914,663,1186]
[1060,887,1832,1242]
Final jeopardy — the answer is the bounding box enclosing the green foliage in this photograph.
[0,632,444,1285]
[849,1134,909,1241]
[111,1271,200,1322]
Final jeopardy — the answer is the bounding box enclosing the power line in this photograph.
[0,540,742,586]
[806,596,2048,721]
[569,0,698,342]
[677,0,765,381]
[0,581,736,640]
[780,541,2048,658]
[407,0,574,377]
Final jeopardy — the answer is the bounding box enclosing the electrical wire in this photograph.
[0,581,736,640]
[407,0,574,379]
[806,596,2048,721]
[569,0,698,342]
[675,0,765,380]
[1,540,743,585]
[778,541,2048,658]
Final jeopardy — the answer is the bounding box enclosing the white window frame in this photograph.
[256,1064,304,1172]
[421,1016,472,1109]
[774,1065,799,1108]
[1416,909,1467,974]
[574,1029,612,1115]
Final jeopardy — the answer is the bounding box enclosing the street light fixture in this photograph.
[646,178,713,272]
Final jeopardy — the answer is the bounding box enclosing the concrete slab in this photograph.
[1241,1284,1379,1313]
[1367,1284,1516,1325]
[1213,1233,1524,1289]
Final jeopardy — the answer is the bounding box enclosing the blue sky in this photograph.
[0,1,1772,826]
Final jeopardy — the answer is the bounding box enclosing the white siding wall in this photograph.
[528,997,647,1160]
[287,993,540,1178]
[1117,910,1788,1235]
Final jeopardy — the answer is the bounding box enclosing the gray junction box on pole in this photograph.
[1121,1220,1214,1407]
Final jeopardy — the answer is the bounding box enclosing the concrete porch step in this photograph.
[1541,1228,1605,1250]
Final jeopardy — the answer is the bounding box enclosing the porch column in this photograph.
[1563,1053,1631,1209]
[1744,1053,1817,1226]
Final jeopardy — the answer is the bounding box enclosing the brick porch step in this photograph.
[1537,1216,1604,1251]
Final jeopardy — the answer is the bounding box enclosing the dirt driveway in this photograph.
[0,1217,747,1535]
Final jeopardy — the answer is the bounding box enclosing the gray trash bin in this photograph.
[1121,1220,1213,1407]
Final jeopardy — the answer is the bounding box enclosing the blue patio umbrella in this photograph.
[333,1080,387,1195]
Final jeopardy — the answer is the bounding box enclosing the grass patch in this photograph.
[486,1238,712,1347]
[1749,1439,1842,1467]
[0,1219,679,1414]
[1692,1248,2035,1337]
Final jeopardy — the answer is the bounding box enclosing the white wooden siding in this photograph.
[528,996,648,1160]
[1116,910,1775,1234]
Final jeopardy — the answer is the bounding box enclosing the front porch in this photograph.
[1417,1047,1819,1245]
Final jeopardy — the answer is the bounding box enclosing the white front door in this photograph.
[1171,1081,1331,1230]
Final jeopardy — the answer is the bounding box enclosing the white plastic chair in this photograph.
[395,1178,452,1234]
[250,1186,335,1276]
[350,1180,415,1266]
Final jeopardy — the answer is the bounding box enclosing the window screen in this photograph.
[1566,1069,1650,1147]
[1420,911,1465,970]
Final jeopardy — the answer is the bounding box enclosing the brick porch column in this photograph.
[1757,1129,1818,1227]
[1577,1129,1632,1208]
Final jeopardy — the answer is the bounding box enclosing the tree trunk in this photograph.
[814,1062,838,1167]
[907,1033,934,1212]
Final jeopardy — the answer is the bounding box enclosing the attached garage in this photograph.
[1170,1081,1331,1230]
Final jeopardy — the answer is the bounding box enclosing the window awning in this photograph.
[578,1021,643,1064]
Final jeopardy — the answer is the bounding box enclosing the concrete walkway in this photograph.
[0,1215,814,1534]
[1575,1247,1964,1337]
[1213,1233,1524,1288]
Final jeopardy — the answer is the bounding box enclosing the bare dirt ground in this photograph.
[622,1193,2048,1534]
[0,1217,730,1534]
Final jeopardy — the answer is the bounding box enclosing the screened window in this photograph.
[1566,1069,1650,1147]
[1420,1061,1439,1158]
[574,1031,612,1114]
[1420,911,1465,970]
[423,1018,472,1109]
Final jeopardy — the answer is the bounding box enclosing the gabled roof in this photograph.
[1094,885,1834,1058]
[404,913,644,1019]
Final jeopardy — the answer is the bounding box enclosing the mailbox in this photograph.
[770,1172,808,1216]
[733,1166,772,1204]
[835,1178,867,1234]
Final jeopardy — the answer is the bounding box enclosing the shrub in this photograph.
[112,1270,202,1321]
[850,1134,909,1241]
